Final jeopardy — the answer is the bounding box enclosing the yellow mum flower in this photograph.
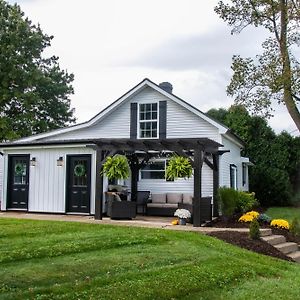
[238,211,259,223]
[270,219,289,230]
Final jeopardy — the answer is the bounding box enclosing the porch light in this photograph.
[57,156,64,167]
[30,157,37,166]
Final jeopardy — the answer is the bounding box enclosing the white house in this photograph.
[0,79,251,222]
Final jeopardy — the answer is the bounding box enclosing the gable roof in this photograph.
[16,78,243,146]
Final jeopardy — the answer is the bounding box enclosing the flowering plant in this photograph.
[238,211,259,223]
[174,209,191,219]
[270,219,290,230]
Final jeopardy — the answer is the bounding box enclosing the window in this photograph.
[141,160,165,179]
[230,164,237,190]
[139,103,158,138]
[242,163,247,186]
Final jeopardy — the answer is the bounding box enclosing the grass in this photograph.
[266,207,300,223]
[1,218,300,299]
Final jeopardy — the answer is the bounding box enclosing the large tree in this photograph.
[0,0,75,141]
[215,0,300,132]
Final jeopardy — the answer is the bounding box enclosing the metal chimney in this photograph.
[159,82,173,94]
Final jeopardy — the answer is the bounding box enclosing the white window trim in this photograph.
[230,164,238,190]
[137,102,159,139]
[139,159,166,180]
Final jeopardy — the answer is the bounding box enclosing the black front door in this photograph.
[66,155,91,213]
[7,155,30,209]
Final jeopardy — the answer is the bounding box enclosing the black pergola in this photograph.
[88,137,224,227]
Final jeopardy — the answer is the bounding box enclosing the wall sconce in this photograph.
[57,156,63,167]
[30,157,37,166]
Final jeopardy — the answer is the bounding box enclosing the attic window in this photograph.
[139,103,158,138]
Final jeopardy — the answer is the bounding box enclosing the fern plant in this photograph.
[166,155,193,180]
[102,155,130,180]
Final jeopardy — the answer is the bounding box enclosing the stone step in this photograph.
[259,229,272,237]
[274,242,299,254]
[287,251,300,263]
[261,235,286,245]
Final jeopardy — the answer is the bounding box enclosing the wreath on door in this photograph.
[15,163,24,176]
[74,164,86,177]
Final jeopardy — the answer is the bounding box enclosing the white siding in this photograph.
[1,147,96,213]
[219,136,244,190]
[38,87,220,142]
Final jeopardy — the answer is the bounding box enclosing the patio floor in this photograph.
[0,211,265,234]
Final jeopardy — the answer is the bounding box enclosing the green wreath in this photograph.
[74,164,86,177]
[15,163,24,176]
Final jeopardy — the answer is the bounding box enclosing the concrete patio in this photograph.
[0,211,271,234]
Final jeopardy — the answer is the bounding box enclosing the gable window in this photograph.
[230,164,237,190]
[139,103,158,138]
[140,160,165,179]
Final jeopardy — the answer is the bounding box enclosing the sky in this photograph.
[8,0,299,136]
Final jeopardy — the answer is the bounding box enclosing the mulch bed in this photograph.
[208,231,293,262]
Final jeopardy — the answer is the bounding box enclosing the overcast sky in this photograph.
[8,0,299,136]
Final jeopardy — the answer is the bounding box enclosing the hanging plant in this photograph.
[74,164,86,177]
[166,155,193,180]
[102,155,130,180]
[15,163,24,176]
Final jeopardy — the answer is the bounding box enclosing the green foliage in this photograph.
[102,155,130,180]
[236,192,259,213]
[218,187,239,217]
[290,218,300,237]
[249,219,260,240]
[166,155,193,180]
[207,106,300,207]
[257,213,272,225]
[215,0,300,131]
[0,1,75,141]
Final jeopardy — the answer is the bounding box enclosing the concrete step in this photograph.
[261,235,286,245]
[259,229,272,237]
[287,251,300,263]
[274,242,299,254]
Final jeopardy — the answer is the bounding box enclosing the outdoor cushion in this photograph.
[182,194,193,205]
[167,193,182,204]
[147,203,177,208]
[151,193,167,204]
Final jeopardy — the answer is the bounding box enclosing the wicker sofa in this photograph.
[146,193,193,216]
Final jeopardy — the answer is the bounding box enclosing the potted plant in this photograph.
[166,155,193,180]
[102,155,130,180]
[174,208,191,225]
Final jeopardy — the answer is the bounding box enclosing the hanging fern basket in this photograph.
[101,155,130,180]
[166,155,193,180]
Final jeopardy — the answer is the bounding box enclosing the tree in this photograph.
[0,0,75,141]
[207,105,300,206]
[215,0,300,132]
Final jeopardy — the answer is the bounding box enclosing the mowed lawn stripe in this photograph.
[1,218,300,300]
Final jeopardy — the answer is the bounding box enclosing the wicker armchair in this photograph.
[107,195,136,219]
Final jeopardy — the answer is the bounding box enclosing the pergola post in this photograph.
[193,147,204,227]
[130,154,139,202]
[95,149,103,220]
[212,153,220,217]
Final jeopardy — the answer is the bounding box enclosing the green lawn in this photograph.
[266,207,300,223]
[1,218,300,300]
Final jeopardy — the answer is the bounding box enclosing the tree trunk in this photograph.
[280,0,300,132]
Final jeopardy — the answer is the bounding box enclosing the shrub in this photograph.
[249,219,260,240]
[238,211,259,223]
[217,187,239,217]
[290,218,300,236]
[236,191,259,213]
[270,219,290,230]
[257,213,272,224]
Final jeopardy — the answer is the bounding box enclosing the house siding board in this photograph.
[37,87,220,142]
[0,155,3,207]
[1,147,96,213]
[219,136,244,190]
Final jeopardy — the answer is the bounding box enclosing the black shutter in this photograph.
[159,101,167,139]
[130,103,138,139]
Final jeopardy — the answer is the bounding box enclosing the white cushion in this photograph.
[147,203,177,208]
[151,193,167,203]
[182,194,193,205]
[167,193,182,204]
